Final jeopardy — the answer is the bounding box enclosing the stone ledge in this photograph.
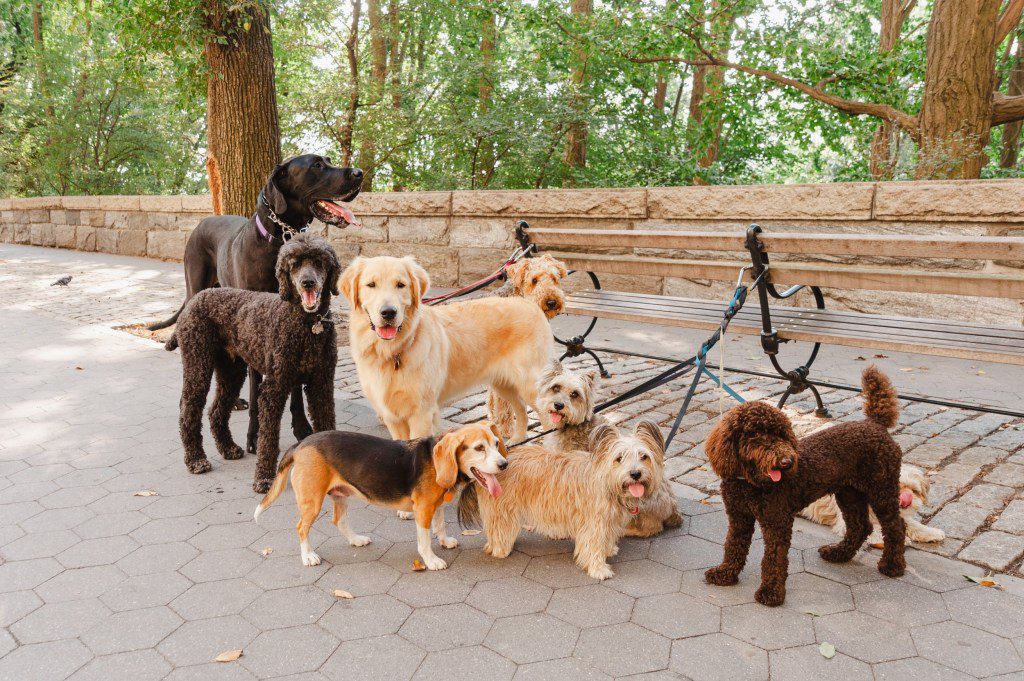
[452,189,647,218]
[648,183,876,221]
[348,191,450,216]
[874,179,1024,223]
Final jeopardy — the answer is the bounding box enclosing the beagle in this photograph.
[254,421,508,570]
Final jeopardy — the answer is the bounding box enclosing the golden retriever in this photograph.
[340,255,551,442]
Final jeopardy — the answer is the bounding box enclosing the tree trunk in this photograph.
[203,0,282,217]
[475,10,497,188]
[1002,37,1024,168]
[32,2,54,119]
[869,0,915,179]
[358,0,388,190]
[389,0,406,189]
[340,0,361,166]
[563,0,591,179]
[916,0,1001,179]
[685,0,733,180]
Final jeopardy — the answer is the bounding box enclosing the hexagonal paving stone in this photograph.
[603,559,681,598]
[242,585,334,630]
[163,662,258,681]
[389,570,473,608]
[778,572,855,616]
[0,557,63,593]
[23,506,96,532]
[851,579,948,627]
[316,561,401,597]
[321,634,425,681]
[157,615,259,667]
[814,611,917,664]
[670,633,768,681]
[98,571,193,612]
[140,493,210,519]
[238,624,341,678]
[514,534,575,557]
[81,606,183,655]
[632,591,721,639]
[522,553,596,589]
[129,516,205,545]
[649,535,723,572]
[40,485,108,510]
[722,603,815,650]
[57,534,139,568]
[447,547,531,583]
[179,547,262,583]
[912,621,1024,678]
[169,578,263,620]
[512,657,611,681]
[574,622,671,677]
[11,598,111,644]
[35,564,127,602]
[466,576,553,618]
[1,529,80,560]
[0,629,13,659]
[68,649,171,681]
[676,567,759,607]
[944,586,1024,638]
[546,584,634,628]
[873,656,974,681]
[0,639,93,681]
[485,612,580,664]
[413,645,515,681]
[802,549,887,586]
[768,644,872,681]
[319,594,413,641]
[189,522,267,551]
[247,554,331,590]
[0,590,42,627]
[116,541,199,576]
[399,602,493,651]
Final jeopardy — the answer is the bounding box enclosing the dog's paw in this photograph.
[221,444,244,461]
[664,511,684,529]
[397,511,414,520]
[587,563,614,581]
[423,554,447,571]
[704,566,739,586]
[253,478,273,495]
[877,558,905,578]
[301,551,322,567]
[754,585,785,607]
[246,439,257,455]
[187,459,213,475]
[818,544,855,564]
[349,535,371,547]
[233,398,249,411]
[292,423,314,442]
[439,536,458,550]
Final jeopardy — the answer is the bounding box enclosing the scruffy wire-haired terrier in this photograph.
[538,360,683,537]
[487,254,568,439]
[458,421,667,580]
[704,366,906,606]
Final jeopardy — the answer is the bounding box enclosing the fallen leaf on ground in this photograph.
[854,356,867,361]
[899,367,914,372]
[977,370,987,376]
[75,366,83,371]
[461,529,481,536]
[333,589,354,599]
[873,354,888,358]
[412,559,426,572]
[805,610,821,617]
[870,542,884,550]
[964,574,1000,588]
[215,649,243,663]
[819,642,836,659]
[260,547,273,557]
[133,490,158,497]
[700,499,711,505]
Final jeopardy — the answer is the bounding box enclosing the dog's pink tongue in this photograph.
[768,469,782,483]
[480,472,502,498]
[899,489,913,508]
[628,482,645,498]
[321,200,360,226]
[301,289,317,309]
[377,325,398,340]
[549,412,563,424]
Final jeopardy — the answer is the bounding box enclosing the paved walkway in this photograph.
[2,244,1024,680]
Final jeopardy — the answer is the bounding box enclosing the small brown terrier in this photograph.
[703,366,906,606]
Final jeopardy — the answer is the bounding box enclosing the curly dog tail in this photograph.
[254,447,296,523]
[457,485,481,528]
[164,331,178,352]
[862,365,899,429]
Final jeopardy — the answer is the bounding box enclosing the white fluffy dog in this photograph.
[800,463,945,544]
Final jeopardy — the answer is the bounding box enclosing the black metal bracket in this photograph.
[515,220,532,252]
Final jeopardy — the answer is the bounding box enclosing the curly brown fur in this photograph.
[704,366,906,606]
[169,234,341,493]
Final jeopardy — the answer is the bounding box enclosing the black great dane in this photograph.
[150,154,362,460]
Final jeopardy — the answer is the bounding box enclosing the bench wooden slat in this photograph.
[571,289,1024,341]
[551,251,1024,299]
[530,229,1024,261]
[565,292,1024,365]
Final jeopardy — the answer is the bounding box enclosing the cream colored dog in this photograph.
[340,255,551,442]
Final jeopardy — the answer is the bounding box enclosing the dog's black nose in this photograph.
[350,168,364,181]
[380,306,397,321]
[498,459,508,471]
[630,470,642,480]
[301,279,316,290]
[553,402,564,411]
[778,457,793,470]
[545,299,558,309]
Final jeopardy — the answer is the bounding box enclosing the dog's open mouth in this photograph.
[768,470,782,483]
[300,288,320,312]
[548,411,564,425]
[899,489,914,508]
[375,323,400,340]
[471,467,502,498]
[311,194,360,227]
[625,481,646,498]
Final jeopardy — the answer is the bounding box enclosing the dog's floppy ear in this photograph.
[634,421,666,463]
[581,369,600,392]
[704,409,741,479]
[403,257,431,305]
[432,432,461,490]
[486,421,509,458]
[276,244,298,303]
[589,423,619,456]
[339,257,365,307]
[264,163,289,215]
[505,259,529,291]
[539,359,564,387]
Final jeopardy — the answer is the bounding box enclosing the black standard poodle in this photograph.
[167,233,340,493]
[703,366,906,606]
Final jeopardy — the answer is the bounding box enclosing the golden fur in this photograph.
[340,256,551,441]
[458,421,667,580]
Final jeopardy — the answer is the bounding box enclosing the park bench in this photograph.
[516,222,1024,418]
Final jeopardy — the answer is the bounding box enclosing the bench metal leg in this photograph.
[554,270,611,378]
[773,362,831,418]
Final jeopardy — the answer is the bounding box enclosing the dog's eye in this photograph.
[313,160,323,169]
[475,444,484,451]
[366,282,376,288]
[641,454,649,461]
[532,277,539,285]
[570,391,579,399]
[615,456,622,463]
[396,281,406,289]
[551,385,560,393]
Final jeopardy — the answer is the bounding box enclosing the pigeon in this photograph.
[51,276,72,287]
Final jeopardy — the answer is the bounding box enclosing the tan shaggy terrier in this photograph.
[537,360,682,537]
[800,463,945,544]
[458,421,667,580]
[487,254,568,439]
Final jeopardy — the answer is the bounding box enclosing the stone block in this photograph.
[64,210,80,226]
[0,224,8,242]
[76,226,96,252]
[453,188,646,218]
[31,223,55,247]
[180,194,213,212]
[388,216,449,244]
[96,228,119,253]
[457,248,511,284]
[326,241,361,268]
[53,225,76,249]
[116,229,148,256]
[875,179,1024,223]
[138,195,183,212]
[81,210,106,227]
[175,214,208,231]
[329,216,387,243]
[19,196,61,209]
[29,209,50,223]
[14,224,30,243]
[348,190,449,216]
[360,243,458,286]
[61,195,101,210]
[147,231,188,261]
[99,195,141,211]
[49,210,66,225]
[103,211,129,230]
[449,218,515,249]
[649,182,875,221]
[958,531,1024,571]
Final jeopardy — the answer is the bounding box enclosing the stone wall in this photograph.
[2,180,1023,324]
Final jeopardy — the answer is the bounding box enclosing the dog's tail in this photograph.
[457,485,481,528]
[164,331,179,352]
[147,301,186,332]
[862,365,899,429]
[254,446,296,523]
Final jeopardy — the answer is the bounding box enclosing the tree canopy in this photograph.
[2,0,1023,197]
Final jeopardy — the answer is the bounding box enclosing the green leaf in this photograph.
[819,642,836,659]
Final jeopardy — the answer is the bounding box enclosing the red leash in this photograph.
[422,246,532,306]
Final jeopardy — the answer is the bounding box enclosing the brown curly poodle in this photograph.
[167,234,341,493]
[703,366,906,606]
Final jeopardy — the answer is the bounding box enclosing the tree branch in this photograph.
[993,92,1024,124]
[997,0,1024,46]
